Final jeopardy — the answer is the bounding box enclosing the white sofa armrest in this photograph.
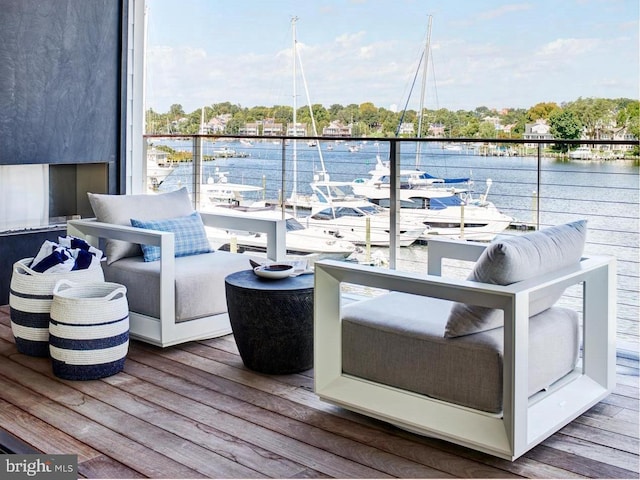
[425,237,488,276]
[200,211,286,261]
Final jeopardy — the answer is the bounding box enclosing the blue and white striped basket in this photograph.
[9,258,105,357]
[49,280,129,380]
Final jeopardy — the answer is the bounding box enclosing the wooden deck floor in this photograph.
[0,306,638,479]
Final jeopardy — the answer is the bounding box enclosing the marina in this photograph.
[351,155,514,241]
[147,135,639,351]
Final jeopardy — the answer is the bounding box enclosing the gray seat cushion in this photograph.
[103,251,251,322]
[341,292,579,413]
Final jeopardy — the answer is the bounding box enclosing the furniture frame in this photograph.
[314,238,616,460]
[68,211,286,347]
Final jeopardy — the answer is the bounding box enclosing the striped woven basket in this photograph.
[49,280,129,381]
[9,258,105,357]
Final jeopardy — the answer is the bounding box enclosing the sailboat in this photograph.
[200,23,358,259]
[287,17,426,248]
[351,15,513,241]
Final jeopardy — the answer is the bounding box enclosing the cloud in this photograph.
[536,38,601,57]
[335,31,366,48]
[477,3,533,21]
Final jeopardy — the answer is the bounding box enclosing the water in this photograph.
[152,138,639,348]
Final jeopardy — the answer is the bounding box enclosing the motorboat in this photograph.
[352,156,513,241]
[201,172,357,259]
[300,172,427,247]
[146,147,176,190]
[204,203,358,260]
[203,168,264,207]
[568,146,593,160]
[212,145,249,158]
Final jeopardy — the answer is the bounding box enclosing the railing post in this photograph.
[388,139,399,269]
[193,136,203,210]
[142,140,149,193]
[535,143,542,229]
[281,139,287,219]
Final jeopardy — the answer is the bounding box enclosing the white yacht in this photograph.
[146,148,176,190]
[203,168,264,207]
[352,156,513,241]
[200,174,357,260]
[568,146,593,160]
[300,172,427,247]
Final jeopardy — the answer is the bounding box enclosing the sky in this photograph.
[144,0,639,114]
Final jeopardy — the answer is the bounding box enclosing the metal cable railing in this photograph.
[143,134,639,354]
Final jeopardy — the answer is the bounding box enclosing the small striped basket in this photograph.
[9,258,105,357]
[49,280,129,380]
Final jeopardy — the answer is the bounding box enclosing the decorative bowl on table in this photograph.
[253,264,294,280]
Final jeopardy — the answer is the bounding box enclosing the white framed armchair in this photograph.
[67,188,286,347]
[314,221,616,461]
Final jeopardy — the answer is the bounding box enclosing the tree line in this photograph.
[146,97,639,142]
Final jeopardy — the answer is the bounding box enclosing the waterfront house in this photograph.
[202,115,229,134]
[0,1,637,477]
[262,118,285,136]
[398,121,415,135]
[427,122,445,136]
[239,122,260,136]
[523,119,554,146]
[287,121,308,136]
[322,120,352,137]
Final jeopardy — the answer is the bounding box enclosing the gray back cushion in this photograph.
[445,220,587,337]
[88,188,194,264]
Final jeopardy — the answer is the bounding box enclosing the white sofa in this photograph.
[314,221,616,460]
[67,188,286,347]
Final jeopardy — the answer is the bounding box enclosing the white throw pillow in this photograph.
[444,220,587,338]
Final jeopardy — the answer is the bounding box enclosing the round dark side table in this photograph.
[225,269,314,374]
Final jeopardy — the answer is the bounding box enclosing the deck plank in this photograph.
[14,354,322,479]
[124,347,458,478]
[0,311,637,479]
[0,349,203,478]
[134,343,521,478]
[0,396,101,461]
[542,432,639,473]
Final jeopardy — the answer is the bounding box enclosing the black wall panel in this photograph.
[0,0,122,166]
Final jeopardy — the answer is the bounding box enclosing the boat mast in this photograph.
[415,14,432,169]
[291,16,298,215]
[290,16,329,209]
[296,37,327,176]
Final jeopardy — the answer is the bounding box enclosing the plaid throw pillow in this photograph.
[130,211,212,262]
